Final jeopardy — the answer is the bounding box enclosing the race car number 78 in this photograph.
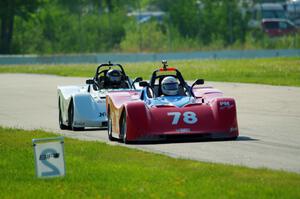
[167,111,198,125]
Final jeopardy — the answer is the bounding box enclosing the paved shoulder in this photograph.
[1,74,300,173]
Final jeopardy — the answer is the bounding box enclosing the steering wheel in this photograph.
[91,70,108,90]
[146,85,156,98]
[96,70,108,81]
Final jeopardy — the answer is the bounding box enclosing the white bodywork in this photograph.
[57,62,142,130]
[58,82,137,128]
[58,85,109,128]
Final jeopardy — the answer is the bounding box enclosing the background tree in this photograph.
[1,0,298,54]
[152,0,246,46]
[0,0,40,54]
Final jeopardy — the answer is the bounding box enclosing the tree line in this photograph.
[0,0,298,54]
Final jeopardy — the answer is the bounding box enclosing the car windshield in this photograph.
[262,10,286,18]
[264,22,279,29]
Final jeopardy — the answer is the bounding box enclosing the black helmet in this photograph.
[106,69,122,83]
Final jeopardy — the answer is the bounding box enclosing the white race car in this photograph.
[57,62,142,130]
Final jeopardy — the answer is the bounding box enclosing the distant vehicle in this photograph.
[127,11,165,23]
[261,18,298,37]
[248,3,287,28]
[284,0,300,27]
[57,62,142,131]
[106,61,239,143]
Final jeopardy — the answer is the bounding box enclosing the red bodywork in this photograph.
[261,19,298,37]
[106,86,239,142]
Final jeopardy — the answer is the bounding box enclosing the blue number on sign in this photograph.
[40,148,60,177]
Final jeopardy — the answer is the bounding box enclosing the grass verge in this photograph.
[0,57,300,87]
[1,127,300,198]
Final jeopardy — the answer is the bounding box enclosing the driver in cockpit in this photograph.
[161,76,179,96]
[104,69,128,89]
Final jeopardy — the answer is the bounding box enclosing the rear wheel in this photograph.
[58,98,69,130]
[120,112,129,144]
[68,101,84,131]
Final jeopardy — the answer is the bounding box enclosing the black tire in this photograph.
[230,136,238,141]
[68,101,84,131]
[120,111,129,144]
[107,111,117,141]
[58,98,69,130]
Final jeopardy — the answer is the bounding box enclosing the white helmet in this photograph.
[161,76,179,96]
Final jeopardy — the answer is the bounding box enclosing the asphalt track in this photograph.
[1,74,300,173]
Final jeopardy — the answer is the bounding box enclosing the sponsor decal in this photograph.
[39,152,60,160]
[99,112,107,118]
[219,101,234,110]
[176,128,191,133]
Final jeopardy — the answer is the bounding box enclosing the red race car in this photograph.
[106,61,239,143]
[261,18,298,37]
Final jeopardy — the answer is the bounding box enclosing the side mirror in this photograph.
[132,77,143,89]
[139,81,149,87]
[86,79,95,93]
[191,79,204,88]
[86,79,94,85]
[132,77,143,85]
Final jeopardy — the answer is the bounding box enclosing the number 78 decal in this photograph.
[167,111,198,125]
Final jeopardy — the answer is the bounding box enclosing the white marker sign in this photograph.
[33,137,65,178]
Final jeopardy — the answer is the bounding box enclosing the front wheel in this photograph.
[120,112,129,144]
[229,136,238,141]
[68,101,84,131]
[107,112,117,141]
[58,98,69,130]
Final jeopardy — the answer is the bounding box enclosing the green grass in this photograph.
[1,127,300,198]
[0,57,300,86]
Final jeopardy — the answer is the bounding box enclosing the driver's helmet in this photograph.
[161,76,179,96]
[107,69,122,84]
